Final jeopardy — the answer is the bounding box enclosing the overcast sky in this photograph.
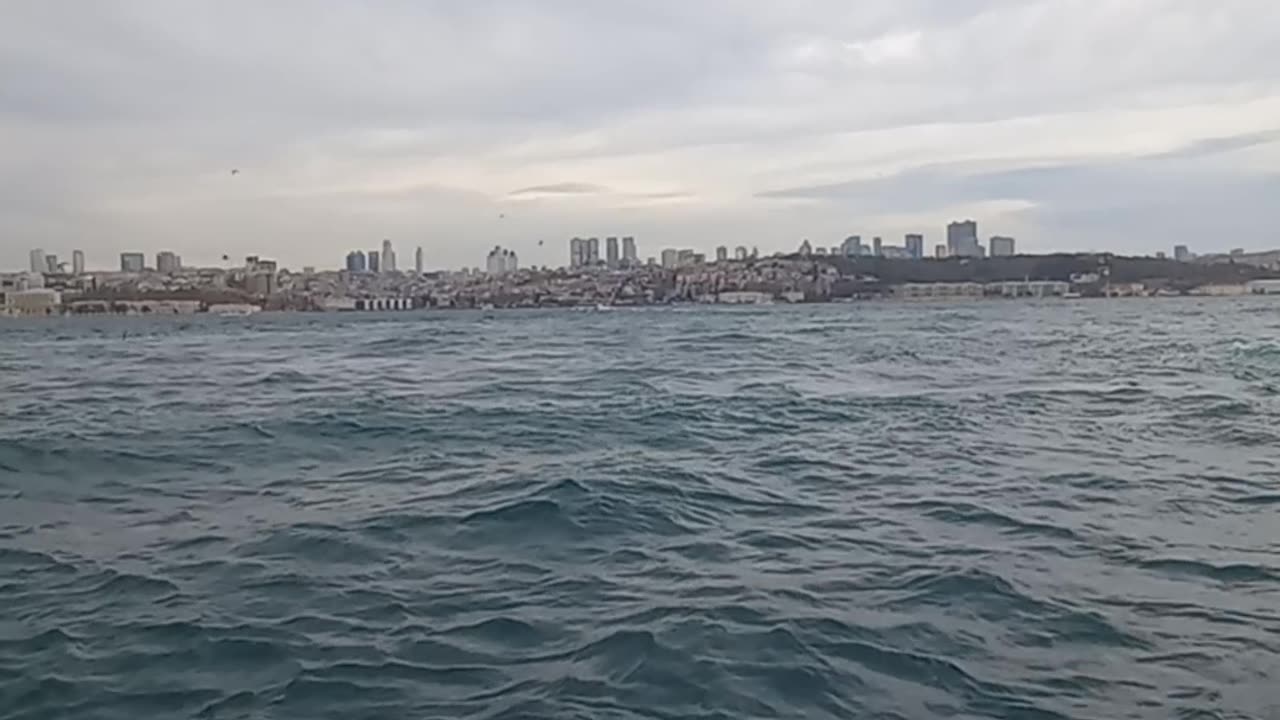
[3,0,1279,270]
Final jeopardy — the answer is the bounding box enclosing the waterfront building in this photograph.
[840,236,862,257]
[1174,245,1191,262]
[346,250,367,272]
[569,237,585,268]
[367,249,380,273]
[4,288,61,316]
[677,249,696,266]
[156,251,181,274]
[734,246,749,261]
[44,255,59,274]
[245,271,276,296]
[72,250,84,276]
[716,246,728,262]
[606,237,620,269]
[934,244,948,259]
[905,234,924,259]
[661,249,679,268]
[872,237,883,257]
[586,237,600,266]
[415,246,424,274]
[622,236,638,266]
[29,249,45,274]
[120,252,145,273]
[989,236,1016,257]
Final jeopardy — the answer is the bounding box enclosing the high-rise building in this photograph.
[367,248,381,273]
[346,250,367,272]
[872,237,883,257]
[715,246,728,262]
[989,236,1016,257]
[381,239,397,272]
[486,246,518,275]
[1174,245,1191,262]
[621,236,637,266]
[840,236,862,257]
[415,246,424,274]
[569,237,586,268]
[946,220,981,258]
[29,249,45,273]
[72,250,85,276]
[734,246,749,261]
[45,254,59,274]
[605,237,620,269]
[661,249,679,268]
[935,244,948,259]
[677,249,696,266]
[586,237,600,266]
[120,252,145,272]
[156,251,181,274]
[905,234,924,259]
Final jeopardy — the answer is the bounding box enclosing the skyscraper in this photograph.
[367,248,380,273]
[44,255,59,274]
[1174,245,1191,262]
[120,252,145,273]
[622,237,637,266]
[381,239,396,272]
[72,250,85,276]
[346,250,367,272]
[840,236,862,257]
[715,246,728,262]
[947,220,981,258]
[989,236,1016,257]
[734,246,749,261]
[586,237,600,266]
[569,237,586,268]
[415,246,424,274]
[661,249,679,268]
[156,251,180,274]
[872,237,883,257]
[29,249,45,273]
[905,234,924,260]
[606,236,620,269]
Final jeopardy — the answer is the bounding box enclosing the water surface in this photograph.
[2,301,1278,719]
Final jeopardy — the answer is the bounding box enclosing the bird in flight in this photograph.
[230,169,240,176]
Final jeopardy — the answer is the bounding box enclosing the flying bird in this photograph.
[230,169,240,176]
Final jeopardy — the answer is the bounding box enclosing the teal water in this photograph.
[2,301,1278,719]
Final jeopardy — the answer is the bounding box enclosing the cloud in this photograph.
[1,0,1279,269]
[509,182,611,197]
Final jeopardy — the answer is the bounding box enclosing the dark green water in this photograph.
[2,301,1278,719]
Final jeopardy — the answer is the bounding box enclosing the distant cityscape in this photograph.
[4,218,1279,316]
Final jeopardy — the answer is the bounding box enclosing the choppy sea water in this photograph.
[2,300,1279,720]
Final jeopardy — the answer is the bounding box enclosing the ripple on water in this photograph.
[2,302,1279,719]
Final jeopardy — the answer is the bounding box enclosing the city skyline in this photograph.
[3,3,1280,271]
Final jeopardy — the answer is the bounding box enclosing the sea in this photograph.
[1,300,1278,720]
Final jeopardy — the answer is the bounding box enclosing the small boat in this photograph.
[594,303,613,312]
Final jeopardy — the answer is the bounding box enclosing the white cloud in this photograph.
[1,0,1279,269]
